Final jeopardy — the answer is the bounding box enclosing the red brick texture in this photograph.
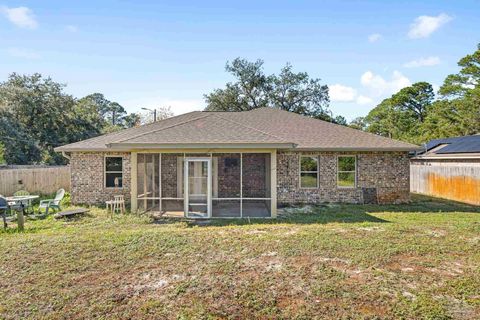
[69,151,409,206]
[70,152,131,205]
[277,151,410,205]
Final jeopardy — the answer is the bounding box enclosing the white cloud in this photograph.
[0,6,37,29]
[356,95,373,105]
[360,70,411,97]
[329,84,374,107]
[329,84,357,102]
[7,47,41,59]
[408,13,452,39]
[66,25,78,32]
[368,33,382,43]
[403,56,441,68]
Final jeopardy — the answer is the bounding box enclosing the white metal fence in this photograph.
[0,165,70,196]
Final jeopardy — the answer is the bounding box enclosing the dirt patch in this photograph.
[357,302,389,317]
[445,296,478,320]
[356,226,384,232]
[385,254,465,278]
[276,296,307,313]
[243,254,283,273]
[425,228,447,238]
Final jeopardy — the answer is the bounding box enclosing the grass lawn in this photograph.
[1,195,479,319]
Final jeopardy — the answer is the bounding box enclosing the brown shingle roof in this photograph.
[55,108,419,152]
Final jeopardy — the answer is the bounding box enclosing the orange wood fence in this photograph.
[410,162,480,205]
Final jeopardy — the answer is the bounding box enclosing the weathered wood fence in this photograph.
[0,165,70,196]
[410,162,480,205]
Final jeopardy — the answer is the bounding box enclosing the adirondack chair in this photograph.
[14,190,30,197]
[38,189,65,215]
[12,190,34,214]
[0,196,8,229]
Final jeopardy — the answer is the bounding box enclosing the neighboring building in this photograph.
[55,108,419,218]
[411,135,480,205]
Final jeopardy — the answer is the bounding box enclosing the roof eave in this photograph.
[289,146,422,152]
[54,146,110,152]
[107,142,296,150]
[412,154,480,160]
[55,144,420,153]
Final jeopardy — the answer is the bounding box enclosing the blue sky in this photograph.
[0,1,479,120]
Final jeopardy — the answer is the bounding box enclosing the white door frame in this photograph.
[184,157,212,218]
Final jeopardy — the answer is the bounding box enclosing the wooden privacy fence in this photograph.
[0,165,70,196]
[410,162,480,205]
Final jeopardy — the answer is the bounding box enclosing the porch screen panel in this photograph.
[137,154,145,212]
[212,153,241,217]
[212,200,240,218]
[137,154,145,198]
[161,153,184,213]
[137,154,160,212]
[242,153,271,217]
[242,200,271,218]
[242,153,271,198]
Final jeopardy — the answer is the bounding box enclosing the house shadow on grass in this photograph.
[194,206,389,227]
[182,194,480,227]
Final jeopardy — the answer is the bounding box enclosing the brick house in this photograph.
[55,108,419,218]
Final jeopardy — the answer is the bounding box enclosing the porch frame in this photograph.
[130,149,277,218]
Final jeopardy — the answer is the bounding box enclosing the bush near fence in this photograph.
[0,165,70,196]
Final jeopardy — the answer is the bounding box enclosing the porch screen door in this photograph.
[184,158,211,218]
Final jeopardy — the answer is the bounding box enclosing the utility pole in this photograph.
[141,107,157,122]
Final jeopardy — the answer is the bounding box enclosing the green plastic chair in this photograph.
[13,190,30,197]
[38,189,65,215]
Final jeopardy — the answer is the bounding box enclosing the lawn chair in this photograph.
[0,196,8,229]
[38,189,65,215]
[106,195,125,216]
[12,190,34,215]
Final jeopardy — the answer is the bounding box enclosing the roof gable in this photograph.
[55,108,419,152]
[110,113,289,146]
[211,108,418,150]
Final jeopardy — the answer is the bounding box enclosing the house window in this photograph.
[300,156,318,188]
[105,156,123,188]
[337,156,356,188]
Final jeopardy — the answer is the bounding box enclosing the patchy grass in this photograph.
[1,194,479,319]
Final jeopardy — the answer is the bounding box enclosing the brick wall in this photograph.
[70,152,131,205]
[70,150,409,206]
[277,151,410,205]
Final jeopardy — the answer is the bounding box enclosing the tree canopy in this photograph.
[205,58,335,121]
[0,73,141,164]
[364,82,434,144]
[362,43,479,144]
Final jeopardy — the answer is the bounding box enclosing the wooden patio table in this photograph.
[5,195,39,231]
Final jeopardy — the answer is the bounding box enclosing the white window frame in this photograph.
[105,155,123,189]
[299,155,319,189]
[337,155,357,188]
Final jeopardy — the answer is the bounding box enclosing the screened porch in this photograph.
[133,152,275,218]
